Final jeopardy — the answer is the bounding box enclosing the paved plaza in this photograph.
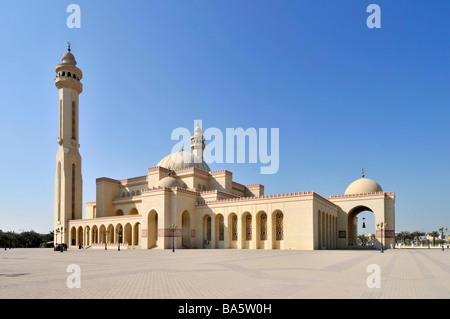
[0,248,449,299]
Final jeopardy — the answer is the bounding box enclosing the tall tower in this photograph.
[191,122,205,163]
[54,44,83,245]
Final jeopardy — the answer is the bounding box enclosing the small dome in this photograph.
[157,151,210,172]
[345,177,383,195]
[62,52,77,65]
[158,176,186,188]
[194,125,202,134]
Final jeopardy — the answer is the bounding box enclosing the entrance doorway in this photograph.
[347,206,375,248]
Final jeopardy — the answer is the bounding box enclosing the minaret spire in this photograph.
[191,120,205,163]
[362,168,365,178]
[67,41,71,52]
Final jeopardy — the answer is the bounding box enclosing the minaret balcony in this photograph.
[55,76,83,94]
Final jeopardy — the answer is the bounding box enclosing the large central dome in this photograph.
[157,151,211,172]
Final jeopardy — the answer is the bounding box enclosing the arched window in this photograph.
[219,215,224,241]
[206,216,212,241]
[276,212,284,240]
[57,162,61,221]
[122,192,125,197]
[245,214,252,241]
[127,192,130,197]
[71,101,76,140]
[131,191,135,196]
[136,190,141,195]
[68,72,71,77]
[260,213,267,241]
[59,100,62,138]
[71,164,76,220]
[72,74,76,79]
[231,215,238,241]
[202,185,206,191]
[62,71,66,76]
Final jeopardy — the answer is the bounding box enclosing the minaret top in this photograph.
[61,43,77,65]
[191,122,205,151]
[55,43,83,94]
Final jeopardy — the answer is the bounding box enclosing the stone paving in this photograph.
[0,247,449,299]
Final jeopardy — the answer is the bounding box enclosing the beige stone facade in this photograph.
[54,48,396,251]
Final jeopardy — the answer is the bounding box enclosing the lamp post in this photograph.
[55,229,58,251]
[117,226,122,251]
[169,224,177,252]
[60,227,65,252]
[438,227,448,251]
[102,230,110,250]
[56,227,65,253]
[377,222,388,253]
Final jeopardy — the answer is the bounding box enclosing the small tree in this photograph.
[358,234,369,246]
[428,231,439,247]
[411,231,425,245]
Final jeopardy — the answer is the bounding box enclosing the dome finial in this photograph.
[362,168,365,178]
[67,41,71,52]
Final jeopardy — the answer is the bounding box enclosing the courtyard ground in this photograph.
[0,247,449,299]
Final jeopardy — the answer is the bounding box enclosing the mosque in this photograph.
[53,46,396,250]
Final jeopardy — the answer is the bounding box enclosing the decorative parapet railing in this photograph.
[119,175,147,184]
[211,169,232,176]
[141,186,199,196]
[68,214,142,224]
[199,189,240,200]
[197,191,315,206]
[148,166,170,173]
[174,166,211,177]
[96,177,121,184]
[246,184,264,188]
[148,166,212,177]
[96,175,147,185]
[329,191,395,199]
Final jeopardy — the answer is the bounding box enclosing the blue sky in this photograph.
[0,0,449,235]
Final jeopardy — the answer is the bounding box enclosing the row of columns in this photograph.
[201,212,284,249]
[71,223,141,248]
[318,211,337,249]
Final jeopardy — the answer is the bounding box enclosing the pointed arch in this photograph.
[256,211,268,249]
[228,213,238,249]
[272,210,284,249]
[215,214,225,248]
[182,210,191,248]
[241,212,252,249]
[148,210,158,248]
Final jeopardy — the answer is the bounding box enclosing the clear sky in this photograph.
[0,0,449,235]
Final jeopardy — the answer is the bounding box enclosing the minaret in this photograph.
[54,43,83,246]
[191,122,205,163]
